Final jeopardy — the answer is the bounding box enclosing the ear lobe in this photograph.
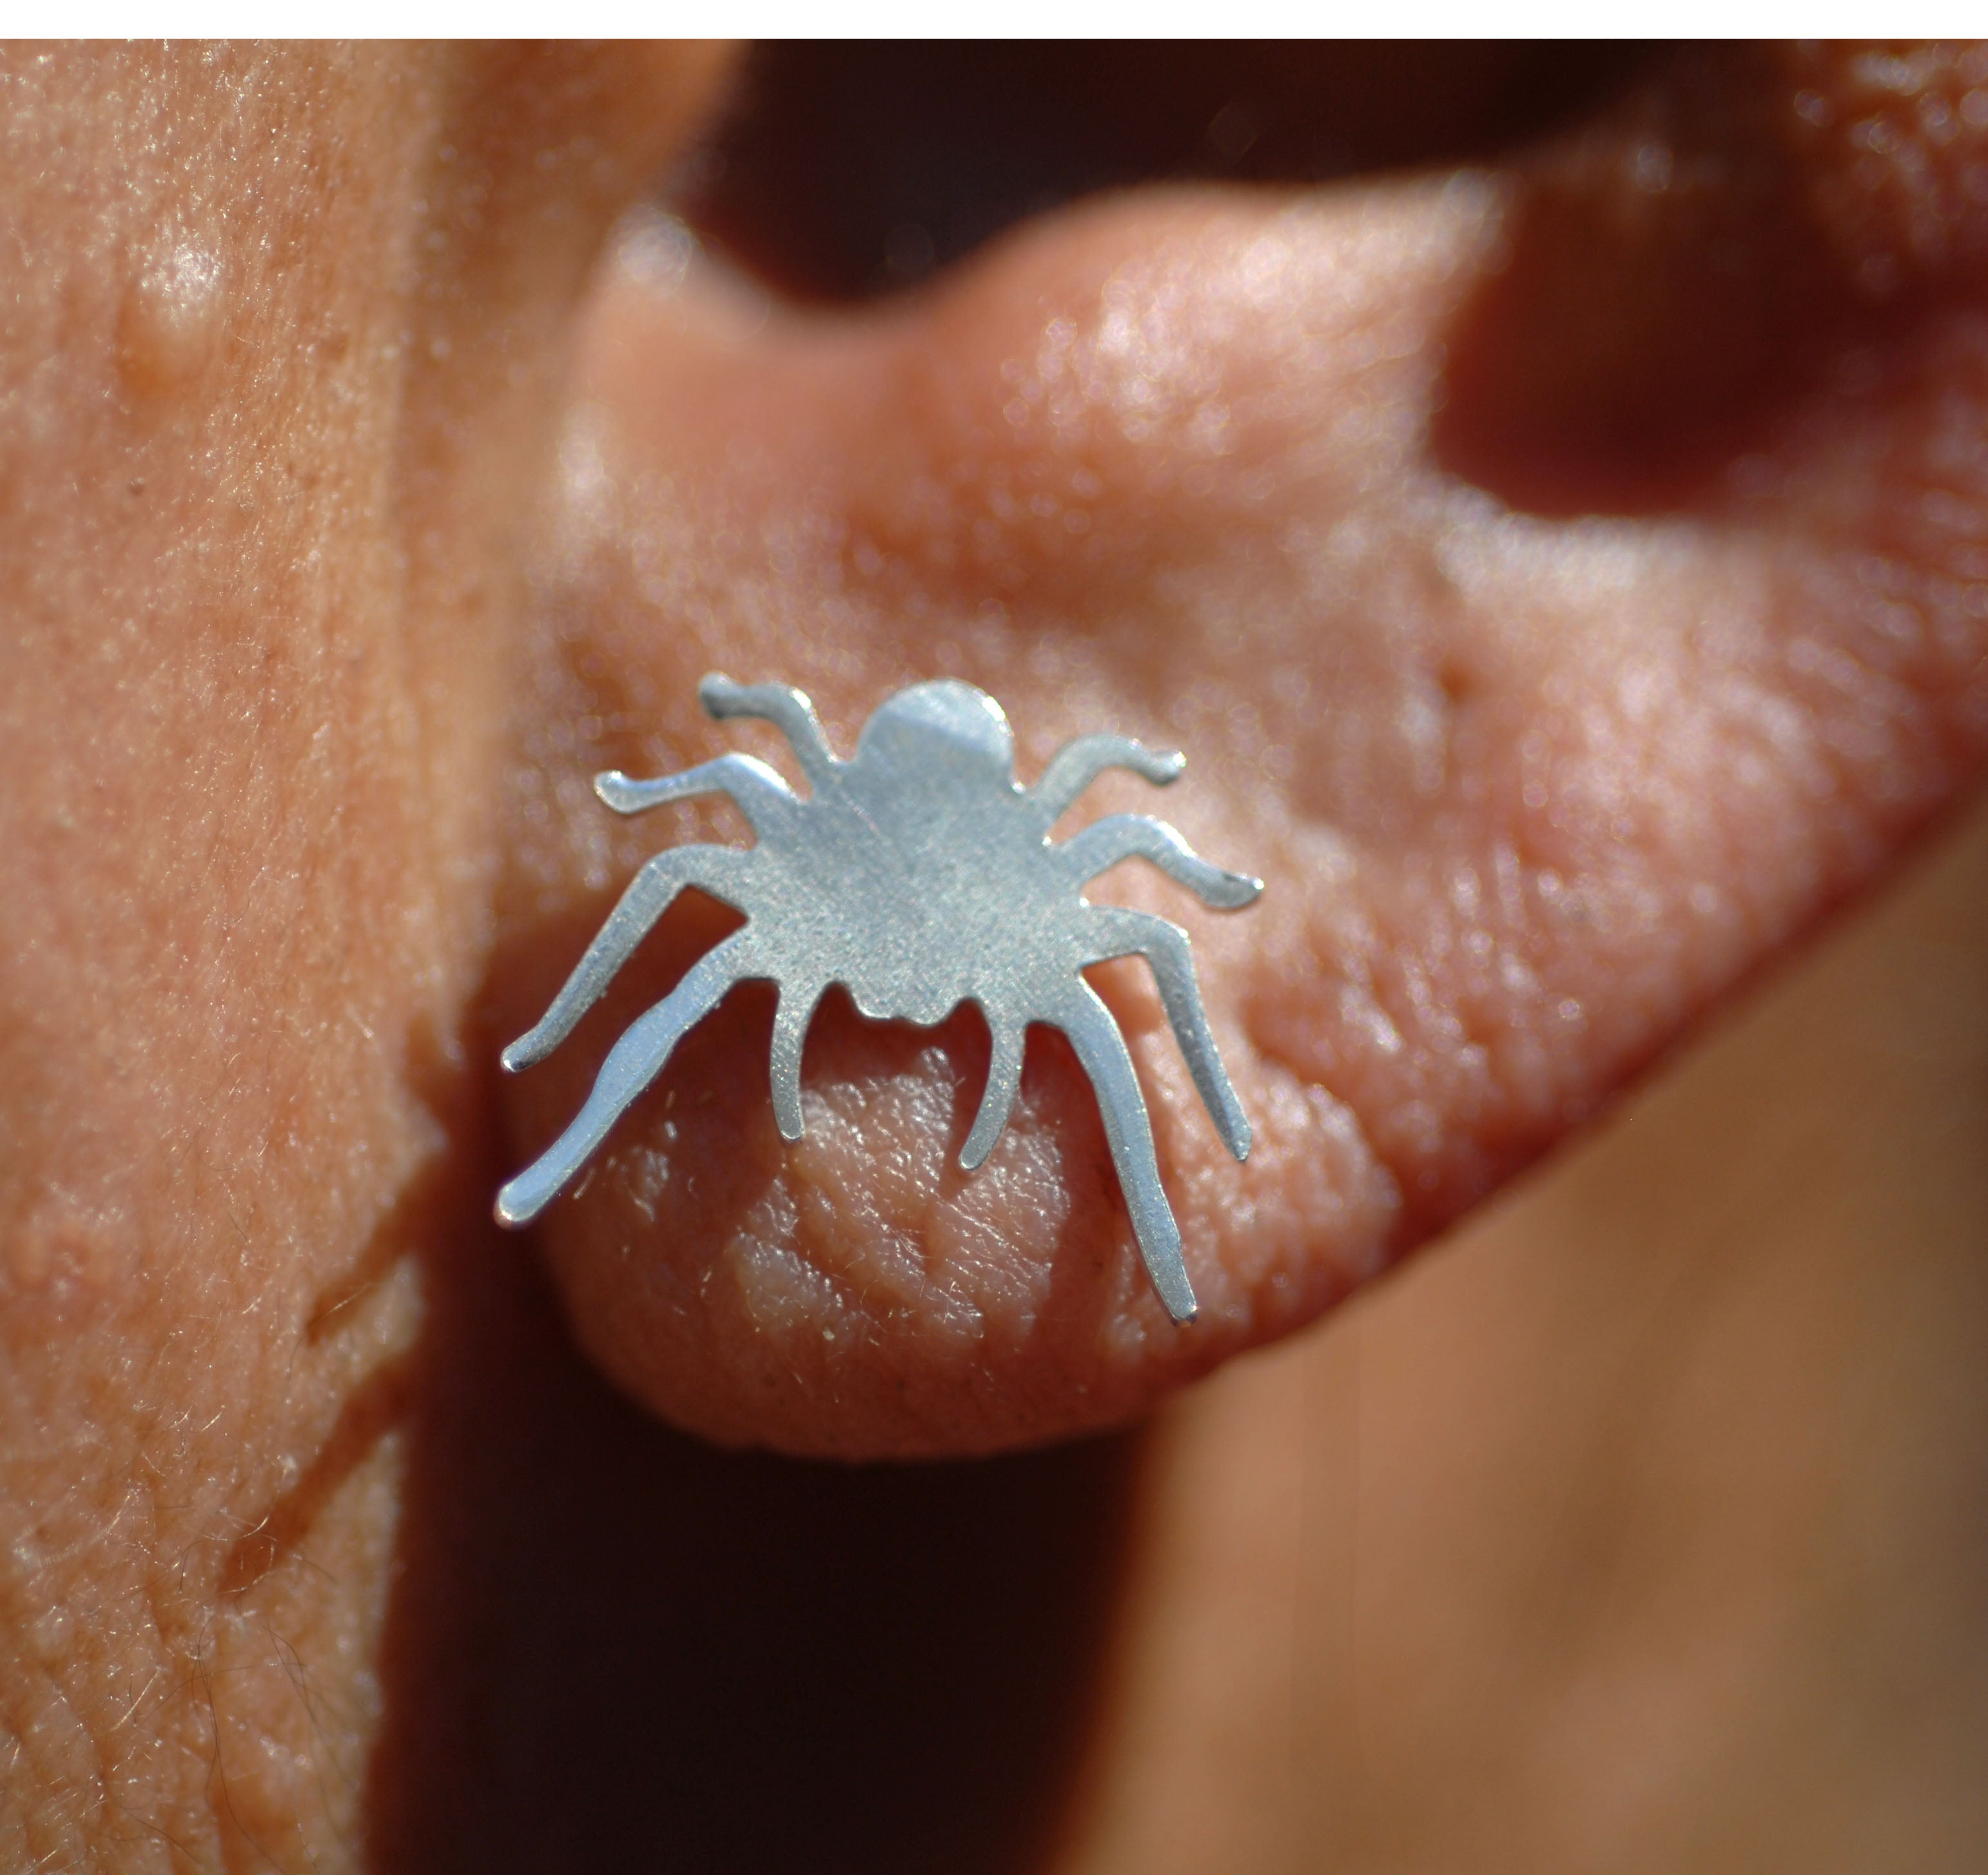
[498,47,1988,1457]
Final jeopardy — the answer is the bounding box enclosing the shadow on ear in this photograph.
[359,997,1149,1875]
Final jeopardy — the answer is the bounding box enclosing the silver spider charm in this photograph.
[494,674,1262,1322]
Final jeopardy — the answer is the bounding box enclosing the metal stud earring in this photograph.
[494,674,1262,1323]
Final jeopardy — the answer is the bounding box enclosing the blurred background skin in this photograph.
[3,38,1988,1874]
[1057,796,1988,1875]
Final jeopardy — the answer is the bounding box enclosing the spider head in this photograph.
[854,680,1016,793]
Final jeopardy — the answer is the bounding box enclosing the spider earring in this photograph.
[494,674,1262,1323]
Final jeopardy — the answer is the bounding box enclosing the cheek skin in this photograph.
[500,48,1988,1458]
[0,42,729,1869]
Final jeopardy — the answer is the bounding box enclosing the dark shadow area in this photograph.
[1430,46,1829,516]
[353,987,1146,1874]
[1426,43,1945,518]
[677,41,1655,303]
[220,1014,465,1600]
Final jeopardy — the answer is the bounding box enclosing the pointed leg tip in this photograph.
[595,771,654,814]
[493,1186,533,1228]
[499,1041,532,1074]
[772,1081,806,1142]
[958,1140,990,1172]
[1162,1288,1199,1325]
[700,673,748,720]
[495,1162,569,1226]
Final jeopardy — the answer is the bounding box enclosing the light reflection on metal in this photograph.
[494,674,1262,1323]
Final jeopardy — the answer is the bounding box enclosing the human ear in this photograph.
[494,43,1988,1457]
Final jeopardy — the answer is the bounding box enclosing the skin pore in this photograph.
[1,38,1986,1871]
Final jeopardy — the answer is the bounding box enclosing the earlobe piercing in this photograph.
[494,674,1263,1324]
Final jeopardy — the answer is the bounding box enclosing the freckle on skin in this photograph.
[116,239,226,400]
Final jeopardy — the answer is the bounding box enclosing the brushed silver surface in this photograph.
[494,674,1262,1323]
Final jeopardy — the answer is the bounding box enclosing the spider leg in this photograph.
[1055,814,1263,910]
[501,845,751,1072]
[1081,907,1251,1161]
[699,674,841,793]
[594,752,799,839]
[959,1008,1026,1170]
[768,982,824,1142]
[1026,733,1184,824]
[1051,981,1198,1324]
[494,934,752,1228]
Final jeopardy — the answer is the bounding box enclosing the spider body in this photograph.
[495,674,1262,1322]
